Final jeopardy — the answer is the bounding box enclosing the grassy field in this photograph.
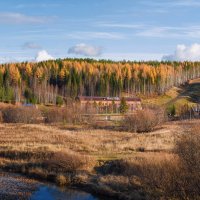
[0,122,183,161]
[0,120,196,199]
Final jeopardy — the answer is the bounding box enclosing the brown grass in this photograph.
[0,117,198,199]
[96,124,200,200]
[46,151,95,173]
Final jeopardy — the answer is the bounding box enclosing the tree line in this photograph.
[0,58,200,104]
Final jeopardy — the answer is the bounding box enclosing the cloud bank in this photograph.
[35,50,54,62]
[163,43,200,61]
[68,43,102,57]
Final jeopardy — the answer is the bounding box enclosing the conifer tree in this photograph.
[119,97,129,114]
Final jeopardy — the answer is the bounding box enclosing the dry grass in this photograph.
[46,151,95,172]
[0,122,183,160]
[0,119,198,199]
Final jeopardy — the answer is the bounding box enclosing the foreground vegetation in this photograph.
[0,103,199,199]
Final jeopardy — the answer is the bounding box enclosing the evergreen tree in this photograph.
[119,97,129,114]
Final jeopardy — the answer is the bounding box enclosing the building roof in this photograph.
[76,96,141,102]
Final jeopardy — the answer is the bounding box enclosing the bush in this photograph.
[56,174,70,186]
[46,150,94,173]
[123,108,162,133]
[167,104,176,117]
[56,96,64,106]
[174,126,200,198]
[43,105,95,124]
[99,175,131,192]
[2,106,42,123]
[43,108,65,123]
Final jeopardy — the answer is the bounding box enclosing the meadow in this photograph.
[0,114,199,199]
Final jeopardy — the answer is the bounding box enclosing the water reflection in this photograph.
[30,185,99,200]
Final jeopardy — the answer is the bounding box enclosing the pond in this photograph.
[0,173,101,200]
[30,184,99,200]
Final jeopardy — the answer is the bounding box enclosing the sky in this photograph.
[1,0,200,63]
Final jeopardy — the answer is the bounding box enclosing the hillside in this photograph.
[143,78,200,111]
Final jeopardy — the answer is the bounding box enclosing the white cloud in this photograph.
[68,43,103,57]
[136,25,200,39]
[0,12,51,24]
[163,43,200,61]
[35,50,54,62]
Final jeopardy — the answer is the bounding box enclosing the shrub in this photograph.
[56,174,70,186]
[46,150,94,173]
[43,108,65,123]
[119,97,129,114]
[100,155,181,199]
[123,108,162,133]
[56,96,64,106]
[99,175,131,192]
[167,104,176,117]
[174,126,200,198]
[2,106,42,123]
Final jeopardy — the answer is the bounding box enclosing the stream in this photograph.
[30,185,99,200]
[0,173,100,200]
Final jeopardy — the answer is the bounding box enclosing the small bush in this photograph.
[123,108,162,133]
[43,108,65,123]
[175,126,200,172]
[2,106,42,123]
[56,96,64,106]
[56,174,70,186]
[99,175,131,192]
[28,167,48,179]
[174,126,200,198]
[46,150,94,173]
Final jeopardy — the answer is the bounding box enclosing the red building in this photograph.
[76,96,142,113]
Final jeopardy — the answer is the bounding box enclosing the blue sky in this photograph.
[0,0,200,62]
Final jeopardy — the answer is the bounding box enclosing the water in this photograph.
[0,173,100,200]
[30,185,99,200]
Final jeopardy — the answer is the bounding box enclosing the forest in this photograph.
[0,58,200,104]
